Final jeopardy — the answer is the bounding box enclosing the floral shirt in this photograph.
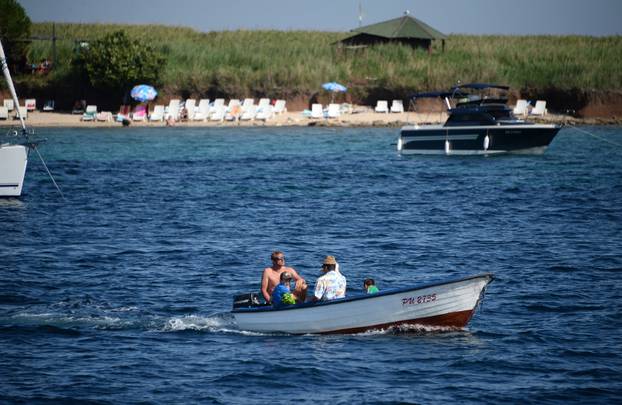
[314,270,347,301]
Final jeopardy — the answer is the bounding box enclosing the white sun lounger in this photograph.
[513,99,529,116]
[375,100,389,113]
[327,103,340,118]
[240,105,257,121]
[210,98,225,116]
[242,98,254,110]
[256,105,273,121]
[149,105,165,121]
[530,100,547,116]
[311,103,323,119]
[165,99,181,120]
[193,99,210,121]
[3,99,14,111]
[184,99,196,120]
[390,100,404,113]
[210,105,226,121]
[273,100,287,114]
[258,98,270,109]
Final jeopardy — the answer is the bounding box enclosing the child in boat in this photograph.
[363,278,379,294]
[271,272,297,308]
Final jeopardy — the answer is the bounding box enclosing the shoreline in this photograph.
[1,110,620,129]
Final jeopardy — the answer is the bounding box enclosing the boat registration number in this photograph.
[402,293,436,306]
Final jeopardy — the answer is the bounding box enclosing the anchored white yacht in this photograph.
[0,39,30,197]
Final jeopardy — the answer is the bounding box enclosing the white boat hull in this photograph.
[232,273,493,334]
[0,144,28,197]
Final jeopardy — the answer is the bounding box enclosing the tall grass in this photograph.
[24,22,622,100]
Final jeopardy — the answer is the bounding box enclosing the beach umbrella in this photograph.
[322,82,347,102]
[322,82,347,93]
[130,84,158,102]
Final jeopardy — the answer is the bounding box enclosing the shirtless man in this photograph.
[261,251,307,304]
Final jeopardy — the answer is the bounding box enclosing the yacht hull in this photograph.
[0,144,28,197]
[398,124,561,155]
[232,273,493,334]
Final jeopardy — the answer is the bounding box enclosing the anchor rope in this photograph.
[566,123,622,150]
[32,144,66,201]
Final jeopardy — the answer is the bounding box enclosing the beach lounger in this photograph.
[43,100,55,112]
[310,103,323,119]
[14,106,28,120]
[225,103,242,121]
[25,99,36,111]
[193,99,210,121]
[0,106,8,120]
[340,103,353,115]
[82,105,97,121]
[375,100,389,113]
[209,98,225,116]
[184,99,196,120]
[258,98,270,109]
[227,99,240,109]
[242,98,254,110]
[116,105,131,122]
[255,105,273,121]
[210,105,226,121]
[165,99,181,121]
[96,111,112,122]
[240,105,257,121]
[149,105,165,121]
[132,104,148,121]
[3,99,14,111]
[513,99,529,116]
[327,103,340,118]
[390,100,404,113]
[273,100,287,115]
[530,100,547,116]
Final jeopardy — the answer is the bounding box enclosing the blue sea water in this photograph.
[1,126,622,404]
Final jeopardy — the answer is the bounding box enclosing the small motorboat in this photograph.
[231,273,493,334]
[398,83,561,155]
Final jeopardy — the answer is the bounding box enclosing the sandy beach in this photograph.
[0,108,592,129]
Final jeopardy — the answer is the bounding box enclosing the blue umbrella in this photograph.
[322,82,347,92]
[130,84,158,102]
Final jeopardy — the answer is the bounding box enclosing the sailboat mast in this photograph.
[0,38,27,133]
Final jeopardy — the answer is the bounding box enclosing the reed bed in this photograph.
[26,22,622,99]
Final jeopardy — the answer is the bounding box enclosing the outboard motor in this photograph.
[232,293,262,309]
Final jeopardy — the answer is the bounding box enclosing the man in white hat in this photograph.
[312,255,346,302]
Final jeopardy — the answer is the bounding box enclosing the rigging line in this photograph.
[566,124,622,149]
[32,145,66,201]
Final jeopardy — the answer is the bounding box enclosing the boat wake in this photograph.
[355,323,465,336]
[162,312,237,333]
[1,307,270,336]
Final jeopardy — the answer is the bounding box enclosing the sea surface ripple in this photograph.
[1,126,622,404]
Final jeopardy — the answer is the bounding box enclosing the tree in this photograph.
[0,0,32,73]
[78,31,165,97]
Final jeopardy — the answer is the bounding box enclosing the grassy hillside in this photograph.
[17,22,622,105]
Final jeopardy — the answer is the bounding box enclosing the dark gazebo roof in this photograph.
[346,14,446,41]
